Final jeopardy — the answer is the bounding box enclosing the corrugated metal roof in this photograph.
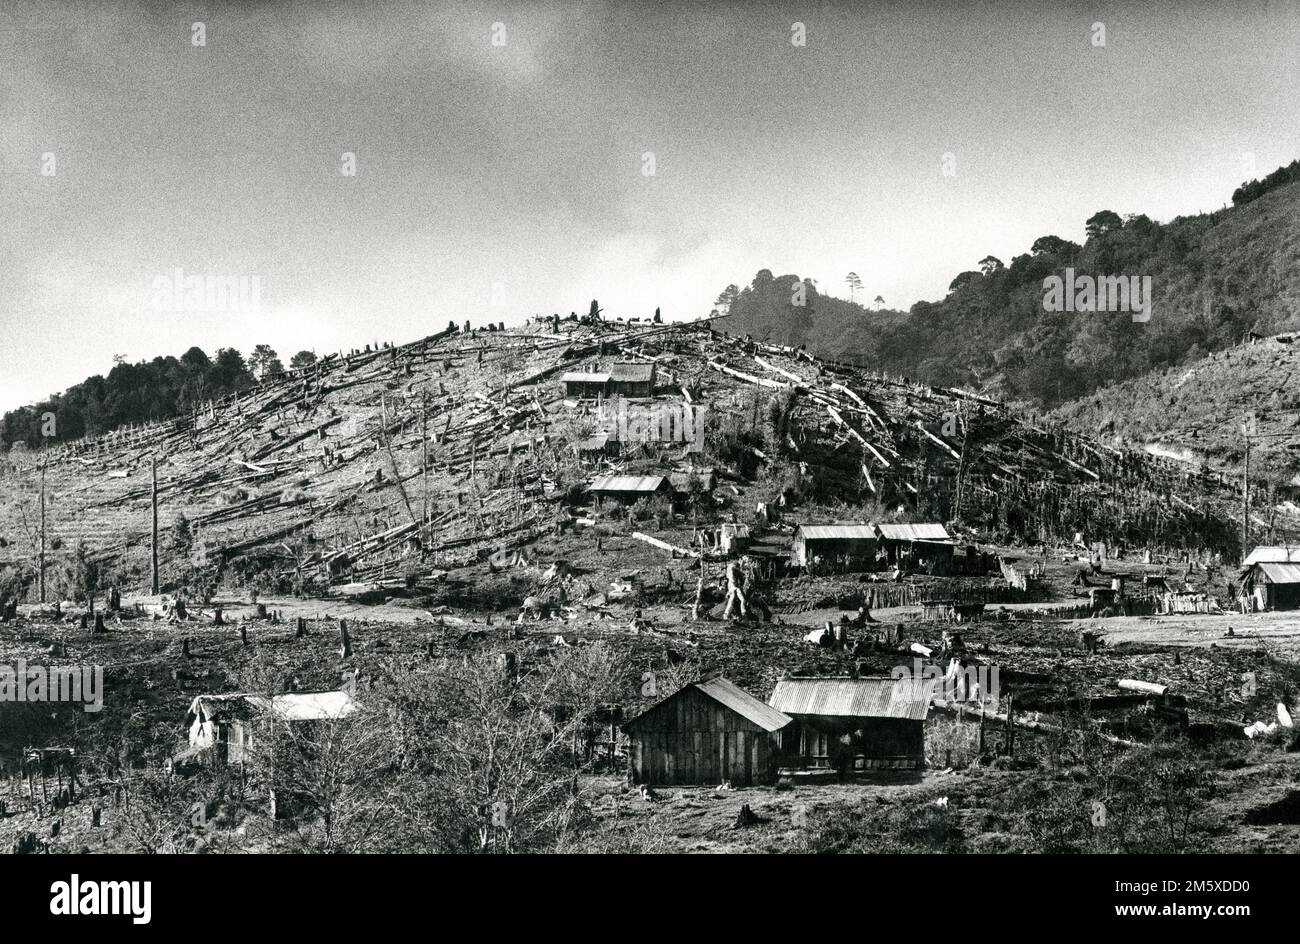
[768,676,931,721]
[245,691,360,722]
[795,524,877,541]
[561,371,611,384]
[608,362,655,382]
[1255,562,1300,584]
[694,677,793,732]
[1244,545,1300,566]
[188,691,359,725]
[590,474,668,493]
[875,523,952,542]
[623,676,792,733]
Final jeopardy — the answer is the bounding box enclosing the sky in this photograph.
[2,0,1299,410]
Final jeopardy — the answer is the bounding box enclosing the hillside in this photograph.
[1052,332,1300,494]
[0,315,1271,610]
[6,315,1300,858]
[720,170,1300,410]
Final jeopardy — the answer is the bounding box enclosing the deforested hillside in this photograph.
[0,315,1271,609]
[1052,332,1300,490]
[720,169,1300,410]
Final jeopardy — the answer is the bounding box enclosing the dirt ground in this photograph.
[1071,611,1300,654]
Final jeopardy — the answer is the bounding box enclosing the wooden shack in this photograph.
[588,473,672,506]
[560,369,613,400]
[1241,551,1300,611]
[607,362,656,398]
[768,676,930,771]
[791,523,878,570]
[560,362,656,399]
[623,677,792,786]
[179,690,360,767]
[874,523,955,572]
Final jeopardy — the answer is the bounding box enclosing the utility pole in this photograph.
[421,394,429,539]
[151,456,160,594]
[38,462,46,604]
[1242,413,1255,562]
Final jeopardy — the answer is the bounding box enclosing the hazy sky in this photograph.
[2,0,1299,410]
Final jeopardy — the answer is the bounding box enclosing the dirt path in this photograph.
[1066,611,1300,655]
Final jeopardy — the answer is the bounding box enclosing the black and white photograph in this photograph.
[0,0,1297,907]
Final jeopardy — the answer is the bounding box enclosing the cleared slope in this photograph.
[0,316,1268,604]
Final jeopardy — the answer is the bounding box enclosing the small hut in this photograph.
[623,677,792,786]
[791,524,878,570]
[768,676,931,771]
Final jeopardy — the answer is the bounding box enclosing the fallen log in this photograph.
[631,531,699,558]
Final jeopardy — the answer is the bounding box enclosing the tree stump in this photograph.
[295,617,306,637]
[92,614,105,634]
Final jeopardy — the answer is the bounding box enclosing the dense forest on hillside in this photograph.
[720,167,1300,409]
[0,345,315,450]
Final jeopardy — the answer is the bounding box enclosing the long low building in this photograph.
[588,473,673,504]
[768,676,931,771]
[790,523,878,567]
[561,362,657,399]
[790,521,955,572]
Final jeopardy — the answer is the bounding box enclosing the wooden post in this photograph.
[151,457,160,595]
[1006,694,1015,758]
[422,395,429,541]
[1242,423,1251,558]
[38,464,46,604]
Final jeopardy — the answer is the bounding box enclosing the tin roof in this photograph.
[608,362,655,383]
[1254,562,1300,584]
[186,690,359,725]
[875,523,952,542]
[1244,545,1300,566]
[590,474,668,493]
[768,676,932,721]
[245,690,360,722]
[624,676,792,733]
[795,524,877,541]
[561,371,611,384]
